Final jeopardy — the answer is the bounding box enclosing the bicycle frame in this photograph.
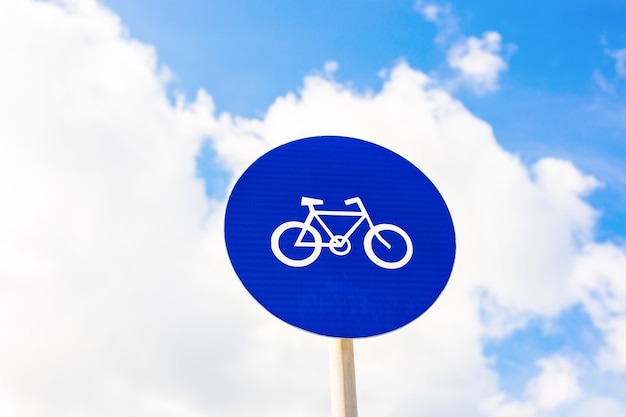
[294,197,390,249]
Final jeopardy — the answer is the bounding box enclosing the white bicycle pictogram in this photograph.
[270,196,413,269]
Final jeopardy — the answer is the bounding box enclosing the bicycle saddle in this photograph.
[301,196,324,206]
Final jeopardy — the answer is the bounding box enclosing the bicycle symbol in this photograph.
[270,196,413,269]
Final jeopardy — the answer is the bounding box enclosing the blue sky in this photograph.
[1,1,626,416]
[102,0,626,240]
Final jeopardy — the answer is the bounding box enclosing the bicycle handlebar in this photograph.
[344,197,363,206]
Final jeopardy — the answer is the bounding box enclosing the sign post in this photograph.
[330,338,357,417]
[224,136,455,415]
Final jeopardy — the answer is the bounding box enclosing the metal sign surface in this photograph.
[225,136,455,337]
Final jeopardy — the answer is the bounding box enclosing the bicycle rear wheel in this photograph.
[271,221,322,267]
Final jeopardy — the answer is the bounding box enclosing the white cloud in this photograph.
[420,4,440,22]
[527,356,582,409]
[2,1,626,417]
[592,69,615,94]
[323,60,339,74]
[571,397,626,417]
[594,46,626,93]
[0,0,265,415]
[573,243,626,372]
[447,31,509,93]
[481,356,581,417]
[414,3,512,93]
[415,0,443,23]
[414,0,458,43]
[607,48,626,78]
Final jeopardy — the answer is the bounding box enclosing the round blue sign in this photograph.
[224,136,455,338]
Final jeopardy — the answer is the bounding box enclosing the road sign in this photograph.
[224,136,455,338]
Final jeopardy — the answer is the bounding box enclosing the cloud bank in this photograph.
[1,1,625,417]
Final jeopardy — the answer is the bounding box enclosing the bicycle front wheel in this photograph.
[364,224,413,269]
[271,221,322,267]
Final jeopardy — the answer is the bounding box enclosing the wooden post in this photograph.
[329,338,358,417]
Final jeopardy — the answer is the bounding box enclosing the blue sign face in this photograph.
[224,136,455,338]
